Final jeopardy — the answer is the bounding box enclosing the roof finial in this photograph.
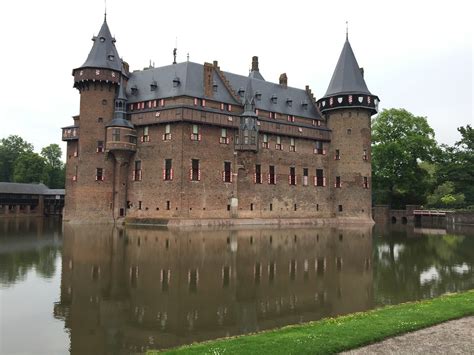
[104,0,107,21]
[187,52,189,62]
[173,37,177,64]
[346,20,348,41]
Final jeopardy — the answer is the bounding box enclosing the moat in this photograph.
[0,218,473,354]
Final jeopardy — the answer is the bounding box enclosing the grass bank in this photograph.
[151,290,474,355]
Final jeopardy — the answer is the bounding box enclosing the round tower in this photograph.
[64,16,129,223]
[316,35,379,221]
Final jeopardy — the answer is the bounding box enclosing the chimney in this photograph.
[359,67,364,78]
[251,56,259,72]
[279,73,288,87]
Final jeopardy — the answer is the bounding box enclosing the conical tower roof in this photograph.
[77,17,122,72]
[323,38,371,98]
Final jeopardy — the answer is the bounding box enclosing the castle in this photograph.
[62,16,379,224]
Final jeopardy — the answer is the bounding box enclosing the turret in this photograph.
[316,34,378,220]
[235,78,259,151]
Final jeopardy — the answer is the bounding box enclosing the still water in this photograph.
[0,218,473,354]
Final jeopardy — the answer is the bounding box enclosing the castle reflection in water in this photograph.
[54,224,373,353]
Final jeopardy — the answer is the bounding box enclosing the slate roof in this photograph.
[323,38,371,98]
[0,182,64,196]
[76,18,122,72]
[126,62,321,119]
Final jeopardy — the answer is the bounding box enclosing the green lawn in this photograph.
[150,290,474,355]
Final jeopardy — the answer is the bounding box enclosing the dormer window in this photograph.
[150,81,158,91]
[301,100,308,109]
[238,88,245,97]
[131,86,138,95]
[108,54,115,61]
[286,98,293,107]
[213,82,218,92]
[271,95,277,104]
[255,91,262,100]
[99,37,106,43]
[172,77,180,87]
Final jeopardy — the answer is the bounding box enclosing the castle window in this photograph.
[102,99,107,106]
[112,129,120,141]
[172,77,180,87]
[254,164,262,184]
[335,149,340,160]
[160,99,165,107]
[164,159,173,181]
[268,165,276,185]
[275,136,282,150]
[315,169,325,187]
[220,103,232,112]
[338,205,343,212]
[313,119,321,126]
[138,201,142,210]
[190,125,201,141]
[290,138,296,152]
[194,98,206,107]
[166,201,170,210]
[289,167,296,185]
[213,82,218,92]
[271,95,278,104]
[269,111,276,119]
[255,91,262,100]
[287,98,293,107]
[363,176,369,189]
[220,129,229,144]
[314,141,325,155]
[262,134,269,149]
[347,128,352,135]
[363,149,368,161]
[133,160,142,181]
[97,117,103,123]
[162,124,171,141]
[303,168,309,186]
[72,166,78,182]
[95,168,104,181]
[141,126,150,142]
[335,176,342,188]
[190,159,200,181]
[287,115,295,122]
[223,162,232,183]
[150,82,157,91]
[96,141,104,153]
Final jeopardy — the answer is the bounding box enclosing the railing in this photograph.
[62,126,79,141]
[413,210,451,216]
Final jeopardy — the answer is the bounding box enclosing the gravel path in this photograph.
[342,316,474,354]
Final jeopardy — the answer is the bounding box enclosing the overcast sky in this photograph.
[0,0,472,156]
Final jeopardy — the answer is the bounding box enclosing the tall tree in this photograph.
[0,135,34,181]
[41,144,65,188]
[372,108,438,208]
[435,125,474,207]
[13,151,48,184]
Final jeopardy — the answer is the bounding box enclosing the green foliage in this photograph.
[0,135,34,181]
[427,182,465,208]
[0,136,65,188]
[156,290,474,355]
[41,144,65,188]
[371,109,438,208]
[434,125,474,207]
[12,151,48,184]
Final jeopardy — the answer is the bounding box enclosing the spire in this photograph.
[107,78,133,128]
[76,18,122,72]
[323,37,371,98]
[242,78,257,116]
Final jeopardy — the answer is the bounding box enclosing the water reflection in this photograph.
[0,217,62,287]
[55,225,373,353]
[373,224,474,305]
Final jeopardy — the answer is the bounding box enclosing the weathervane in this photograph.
[346,20,348,40]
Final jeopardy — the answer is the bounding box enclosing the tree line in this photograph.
[372,109,473,209]
[0,136,65,189]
